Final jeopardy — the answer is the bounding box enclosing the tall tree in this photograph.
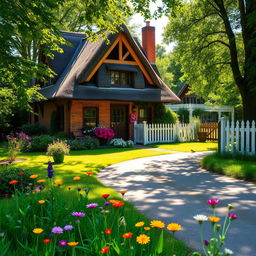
[164,0,256,120]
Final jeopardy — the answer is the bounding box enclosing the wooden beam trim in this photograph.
[119,40,122,60]
[86,35,121,82]
[121,35,154,85]
[122,51,130,60]
[103,59,137,65]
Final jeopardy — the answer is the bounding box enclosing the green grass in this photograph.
[148,142,218,152]
[201,152,256,182]
[0,146,192,255]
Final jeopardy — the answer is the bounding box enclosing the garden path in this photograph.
[98,152,256,256]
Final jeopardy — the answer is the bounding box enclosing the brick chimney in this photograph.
[142,21,156,63]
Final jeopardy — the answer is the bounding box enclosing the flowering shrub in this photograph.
[93,127,115,141]
[6,132,31,160]
[46,140,70,156]
[110,138,134,148]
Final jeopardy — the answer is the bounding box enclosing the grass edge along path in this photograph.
[148,142,218,152]
[201,152,256,182]
[0,147,192,255]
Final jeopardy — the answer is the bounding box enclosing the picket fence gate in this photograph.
[220,119,256,155]
[134,121,197,145]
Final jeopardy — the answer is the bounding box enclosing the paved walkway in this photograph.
[98,152,256,256]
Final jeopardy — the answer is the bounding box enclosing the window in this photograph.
[84,107,98,127]
[138,107,152,123]
[110,71,133,87]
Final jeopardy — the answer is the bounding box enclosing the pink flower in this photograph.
[72,212,85,217]
[207,199,219,208]
[228,213,238,220]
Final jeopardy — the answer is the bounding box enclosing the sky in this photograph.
[131,1,176,52]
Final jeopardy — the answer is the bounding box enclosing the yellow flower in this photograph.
[73,176,80,181]
[68,242,79,246]
[33,228,43,234]
[208,216,220,223]
[136,234,150,245]
[30,174,39,179]
[150,220,165,229]
[167,223,182,232]
[55,180,63,185]
[144,227,151,231]
[135,221,145,227]
[37,179,46,183]
[38,200,45,204]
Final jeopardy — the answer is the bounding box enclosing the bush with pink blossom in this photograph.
[93,127,115,142]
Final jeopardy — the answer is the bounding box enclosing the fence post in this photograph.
[134,121,137,144]
[143,121,148,145]
[220,117,226,153]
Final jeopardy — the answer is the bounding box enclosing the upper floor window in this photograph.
[110,71,133,87]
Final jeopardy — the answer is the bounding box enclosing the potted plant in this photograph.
[46,140,70,164]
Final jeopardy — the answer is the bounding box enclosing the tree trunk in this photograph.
[240,87,256,121]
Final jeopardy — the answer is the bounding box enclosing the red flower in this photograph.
[101,194,110,199]
[4,193,10,197]
[18,172,25,175]
[43,239,51,243]
[86,172,93,175]
[100,246,110,253]
[9,180,19,185]
[122,232,133,238]
[104,228,112,234]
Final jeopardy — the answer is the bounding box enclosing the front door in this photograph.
[110,104,129,139]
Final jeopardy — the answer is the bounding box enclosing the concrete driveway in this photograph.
[98,152,256,256]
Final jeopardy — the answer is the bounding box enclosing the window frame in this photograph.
[110,70,133,87]
[83,107,99,128]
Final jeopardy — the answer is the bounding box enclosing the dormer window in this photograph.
[110,71,133,87]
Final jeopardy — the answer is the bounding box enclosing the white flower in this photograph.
[193,214,208,223]
[224,248,233,255]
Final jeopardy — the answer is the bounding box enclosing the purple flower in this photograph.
[204,240,209,246]
[64,225,73,230]
[77,188,81,191]
[86,203,98,208]
[207,199,219,208]
[59,240,68,247]
[47,162,54,178]
[228,213,238,220]
[104,201,110,206]
[49,234,54,238]
[52,227,63,234]
[72,212,85,217]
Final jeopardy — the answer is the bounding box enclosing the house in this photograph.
[167,84,234,123]
[32,22,180,139]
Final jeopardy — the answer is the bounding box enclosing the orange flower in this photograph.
[73,176,80,181]
[120,190,127,195]
[144,227,151,231]
[100,246,110,253]
[150,220,165,229]
[104,228,112,234]
[135,222,144,227]
[30,174,39,179]
[109,200,124,207]
[68,242,79,246]
[33,228,43,234]
[208,216,220,223]
[38,200,45,204]
[37,179,46,183]
[122,232,133,238]
[136,234,150,244]
[167,223,182,232]
[55,180,63,185]
[9,180,19,185]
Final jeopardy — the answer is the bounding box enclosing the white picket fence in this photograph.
[220,119,256,155]
[134,121,197,145]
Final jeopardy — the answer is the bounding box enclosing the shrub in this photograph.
[0,167,35,197]
[6,132,31,160]
[29,135,55,152]
[93,127,115,141]
[68,137,100,150]
[126,140,134,148]
[20,123,48,136]
[54,132,68,139]
[155,104,178,124]
[46,140,70,156]
[177,108,190,123]
[110,138,134,148]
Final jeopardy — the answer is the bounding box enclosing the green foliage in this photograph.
[177,108,189,123]
[68,137,100,150]
[110,139,134,148]
[155,104,178,124]
[201,153,256,182]
[0,168,34,196]
[21,123,48,136]
[29,135,55,152]
[192,109,205,118]
[46,140,70,156]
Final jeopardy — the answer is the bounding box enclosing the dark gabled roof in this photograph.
[40,25,180,103]
[177,83,189,97]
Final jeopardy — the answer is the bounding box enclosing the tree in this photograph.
[164,0,256,120]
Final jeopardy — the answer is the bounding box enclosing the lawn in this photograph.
[0,146,192,255]
[148,142,218,152]
[201,152,256,182]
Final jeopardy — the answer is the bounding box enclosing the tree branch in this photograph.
[198,40,230,51]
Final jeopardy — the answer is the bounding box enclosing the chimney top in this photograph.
[145,21,150,27]
[142,21,156,63]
